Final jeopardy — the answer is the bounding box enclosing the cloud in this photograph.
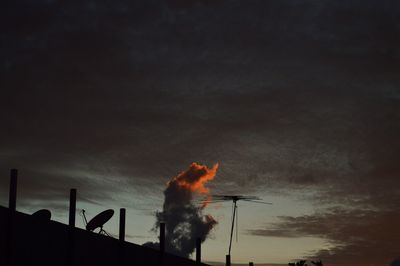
[249,208,400,266]
[147,163,218,258]
[1,1,400,264]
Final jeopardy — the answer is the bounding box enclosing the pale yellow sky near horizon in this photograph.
[2,191,330,265]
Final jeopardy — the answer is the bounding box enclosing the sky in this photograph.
[1,0,400,265]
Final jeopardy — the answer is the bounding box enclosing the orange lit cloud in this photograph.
[171,162,218,194]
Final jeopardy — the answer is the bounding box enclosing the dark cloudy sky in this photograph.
[1,1,400,265]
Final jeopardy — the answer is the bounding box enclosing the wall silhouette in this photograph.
[1,206,209,266]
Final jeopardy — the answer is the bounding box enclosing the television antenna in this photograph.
[81,209,114,237]
[201,195,271,256]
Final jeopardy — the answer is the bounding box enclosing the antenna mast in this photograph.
[228,198,238,256]
[201,195,272,256]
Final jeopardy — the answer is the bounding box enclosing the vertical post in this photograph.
[226,255,231,266]
[69,189,76,227]
[159,222,165,266]
[249,262,254,266]
[9,169,18,211]
[118,208,126,266]
[7,169,18,266]
[196,238,201,264]
[67,189,76,266]
[119,208,126,242]
[159,222,165,254]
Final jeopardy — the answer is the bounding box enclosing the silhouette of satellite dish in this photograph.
[86,209,114,235]
[32,209,51,220]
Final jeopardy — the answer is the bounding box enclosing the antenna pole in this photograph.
[226,254,231,266]
[228,200,237,256]
[236,205,238,242]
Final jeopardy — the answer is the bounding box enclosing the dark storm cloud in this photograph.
[1,1,400,264]
[1,1,399,191]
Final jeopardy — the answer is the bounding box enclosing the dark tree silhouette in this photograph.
[311,260,323,266]
[296,260,307,266]
[289,260,308,266]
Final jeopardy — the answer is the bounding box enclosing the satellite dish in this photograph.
[32,209,51,220]
[86,209,114,232]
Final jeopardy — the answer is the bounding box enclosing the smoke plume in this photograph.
[145,162,218,258]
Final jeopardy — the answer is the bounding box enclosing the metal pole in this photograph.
[118,208,126,266]
[69,189,76,227]
[9,169,18,211]
[67,189,76,266]
[7,169,18,266]
[226,255,231,266]
[159,222,165,266]
[228,201,237,255]
[119,208,126,242]
[196,238,201,264]
[160,222,165,254]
